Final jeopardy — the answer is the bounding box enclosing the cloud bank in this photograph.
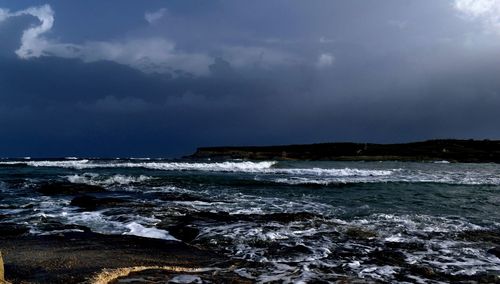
[0,5,211,75]
[455,0,500,32]
[1,4,303,75]
[0,5,55,58]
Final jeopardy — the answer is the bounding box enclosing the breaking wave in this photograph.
[66,173,153,186]
[0,160,277,172]
[2,159,500,185]
[0,160,397,177]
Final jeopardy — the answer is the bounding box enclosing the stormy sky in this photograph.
[1,0,500,157]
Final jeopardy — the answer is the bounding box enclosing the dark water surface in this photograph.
[0,159,499,282]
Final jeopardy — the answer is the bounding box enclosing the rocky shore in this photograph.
[1,224,499,283]
[189,139,500,163]
[1,159,499,282]
[0,181,251,283]
[0,231,245,284]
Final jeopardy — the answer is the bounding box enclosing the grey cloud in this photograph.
[145,8,167,24]
[1,4,307,75]
[0,5,212,75]
[454,0,500,33]
[0,4,54,58]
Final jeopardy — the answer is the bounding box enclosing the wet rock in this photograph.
[183,211,234,223]
[408,265,436,278]
[403,263,500,283]
[37,218,91,233]
[156,193,212,203]
[156,217,201,243]
[329,247,366,259]
[284,244,312,254]
[0,223,29,237]
[175,211,319,226]
[488,247,500,258]
[0,231,232,284]
[247,239,270,249]
[109,268,253,284]
[36,182,105,196]
[70,195,126,211]
[167,225,200,243]
[437,272,500,283]
[458,230,500,244]
[385,241,426,251]
[246,212,318,223]
[345,227,377,240]
[258,242,312,257]
[368,249,406,266]
[194,236,234,253]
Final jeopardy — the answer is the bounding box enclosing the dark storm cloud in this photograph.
[2,52,500,157]
[1,1,500,157]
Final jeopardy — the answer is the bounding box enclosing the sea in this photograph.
[0,158,499,283]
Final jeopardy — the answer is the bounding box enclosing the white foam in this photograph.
[0,160,277,172]
[27,160,91,169]
[62,211,125,234]
[269,170,500,186]
[66,173,152,186]
[66,173,98,184]
[132,161,278,172]
[434,160,451,164]
[0,159,392,176]
[359,266,397,280]
[169,275,202,284]
[384,234,405,242]
[348,261,361,269]
[274,168,394,177]
[124,222,178,241]
[2,160,500,186]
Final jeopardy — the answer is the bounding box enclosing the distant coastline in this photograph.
[188,139,500,163]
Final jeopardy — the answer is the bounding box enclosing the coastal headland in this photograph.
[189,139,500,163]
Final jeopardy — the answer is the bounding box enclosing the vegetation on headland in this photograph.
[189,139,500,163]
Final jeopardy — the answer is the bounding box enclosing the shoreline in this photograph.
[0,231,244,284]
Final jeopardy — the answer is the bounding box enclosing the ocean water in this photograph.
[0,158,499,282]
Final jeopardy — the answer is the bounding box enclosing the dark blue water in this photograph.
[1,158,499,282]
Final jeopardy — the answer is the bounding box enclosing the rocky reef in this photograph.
[0,231,242,284]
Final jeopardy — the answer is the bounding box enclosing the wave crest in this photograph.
[66,174,152,186]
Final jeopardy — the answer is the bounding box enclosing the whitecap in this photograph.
[66,173,152,186]
[27,159,90,169]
